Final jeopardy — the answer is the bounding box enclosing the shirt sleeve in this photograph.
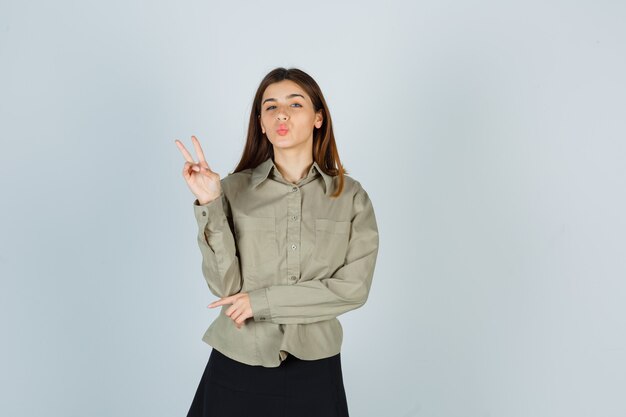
[193,188,242,298]
[247,184,379,325]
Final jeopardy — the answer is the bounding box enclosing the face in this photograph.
[259,79,323,153]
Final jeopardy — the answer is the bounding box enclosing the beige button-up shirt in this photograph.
[192,156,379,367]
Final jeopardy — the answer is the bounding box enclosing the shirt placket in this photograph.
[286,184,301,285]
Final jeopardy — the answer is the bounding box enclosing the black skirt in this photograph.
[186,348,350,417]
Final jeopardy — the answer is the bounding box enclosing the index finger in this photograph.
[208,297,234,308]
[191,135,210,168]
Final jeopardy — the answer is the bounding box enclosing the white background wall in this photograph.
[1,1,625,416]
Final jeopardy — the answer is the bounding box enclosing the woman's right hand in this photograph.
[175,135,222,205]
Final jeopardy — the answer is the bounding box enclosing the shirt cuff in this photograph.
[193,193,227,232]
[248,287,271,322]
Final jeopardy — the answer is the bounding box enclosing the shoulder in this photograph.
[341,174,368,201]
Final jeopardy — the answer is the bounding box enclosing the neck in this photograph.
[272,148,313,184]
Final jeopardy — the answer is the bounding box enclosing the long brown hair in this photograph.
[232,67,347,198]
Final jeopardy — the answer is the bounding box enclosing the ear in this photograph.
[258,114,265,134]
[314,110,323,129]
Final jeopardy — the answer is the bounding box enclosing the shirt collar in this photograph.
[251,156,333,196]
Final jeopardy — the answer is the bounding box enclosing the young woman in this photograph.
[175,67,379,417]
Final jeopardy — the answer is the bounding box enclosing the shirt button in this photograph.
[292,215,297,220]
[202,211,206,216]
[292,186,298,192]
[290,275,297,281]
[291,244,297,250]
[259,316,266,321]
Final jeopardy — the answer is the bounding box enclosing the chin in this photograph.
[271,137,295,147]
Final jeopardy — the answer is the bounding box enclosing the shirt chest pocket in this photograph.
[234,216,278,268]
[313,218,351,266]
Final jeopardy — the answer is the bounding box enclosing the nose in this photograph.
[276,106,289,121]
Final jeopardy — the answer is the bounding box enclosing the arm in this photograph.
[193,188,242,298]
[247,184,379,325]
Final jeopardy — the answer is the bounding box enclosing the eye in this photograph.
[264,103,302,111]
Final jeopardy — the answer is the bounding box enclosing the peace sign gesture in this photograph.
[175,135,222,205]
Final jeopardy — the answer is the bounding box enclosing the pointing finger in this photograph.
[191,136,211,170]
[208,297,233,308]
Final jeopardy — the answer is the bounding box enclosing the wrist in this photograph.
[197,196,216,205]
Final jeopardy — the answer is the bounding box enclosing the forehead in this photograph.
[262,80,309,100]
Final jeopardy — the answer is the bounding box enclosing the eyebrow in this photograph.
[262,93,305,105]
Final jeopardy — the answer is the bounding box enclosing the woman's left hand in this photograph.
[208,293,253,329]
